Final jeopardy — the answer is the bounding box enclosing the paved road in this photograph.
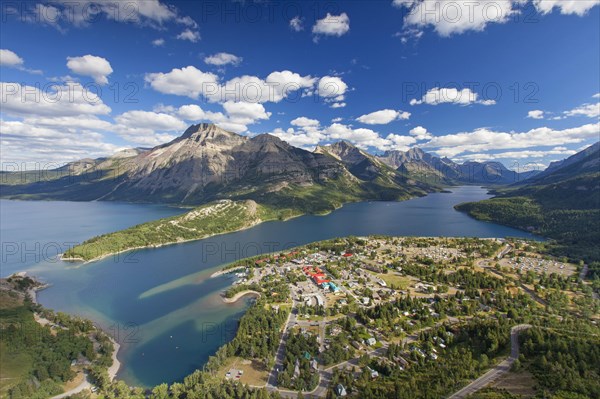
[579,264,589,280]
[50,374,91,399]
[266,302,297,389]
[486,263,548,307]
[497,244,513,259]
[447,324,532,399]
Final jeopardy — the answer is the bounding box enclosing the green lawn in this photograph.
[377,272,411,289]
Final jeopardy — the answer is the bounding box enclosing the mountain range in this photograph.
[4,123,597,265]
[0,123,542,209]
[456,141,600,265]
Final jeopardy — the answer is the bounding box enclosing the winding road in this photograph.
[447,324,532,399]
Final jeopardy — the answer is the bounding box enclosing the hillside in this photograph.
[456,142,600,266]
[0,275,116,398]
[0,124,435,209]
[378,148,538,185]
[63,199,284,262]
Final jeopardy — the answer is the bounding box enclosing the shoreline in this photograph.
[57,192,437,267]
[210,266,246,278]
[60,218,266,265]
[25,280,50,305]
[21,273,121,383]
[107,336,121,381]
[222,290,261,303]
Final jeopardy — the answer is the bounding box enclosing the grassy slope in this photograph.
[456,173,600,263]
[64,200,267,261]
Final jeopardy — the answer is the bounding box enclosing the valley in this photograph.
[1,127,597,399]
[2,1,599,398]
[456,142,600,267]
[0,123,564,266]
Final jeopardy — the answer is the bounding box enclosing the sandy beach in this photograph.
[107,337,121,381]
[222,290,261,303]
[210,266,246,278]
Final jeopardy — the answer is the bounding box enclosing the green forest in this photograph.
[456,172,600,266]
[0,276,113,399]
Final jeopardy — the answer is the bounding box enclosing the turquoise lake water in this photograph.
[0,187,540,387]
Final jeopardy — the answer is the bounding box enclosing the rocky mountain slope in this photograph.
[0,124,434,211]
[378,148,538,185]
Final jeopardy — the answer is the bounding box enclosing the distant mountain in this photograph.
[315,141,395,181]
[1,123,558,211]
[0,124,434,212]
[456,142,600,266]
[377,148,537,185]
[379,148,459,184]
[518,141,600,186]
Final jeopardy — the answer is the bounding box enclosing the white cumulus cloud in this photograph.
[290,16,304,31]
[146,67,316,104]
[317,76,348,107]
[175,102,270,134]
[1,118,121,166]
[356,109,411,124]
[393,1,600,39]
[410,87,495,106]
[177,104,207,121]
[312,13,350,39]
[145,66,219,99]
[113,110,186,145]
[222,101,271,125]
[424,123,600,158]
[534,0,600,16]
[177,29,200,42]
[0,49,24,67]
[564,103,600,118]
[0,82,111,117]
[409,126,433,140]
[0,49,41,74]
[527,110,545,119]
[291,117,320,127]
[393,0,519,37]
[66,55,113,85]
[270,127,326,148]
[204,52,242,66]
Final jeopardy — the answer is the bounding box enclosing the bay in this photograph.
[0,187,540,387]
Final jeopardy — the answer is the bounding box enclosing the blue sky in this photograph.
[1,0,599,171]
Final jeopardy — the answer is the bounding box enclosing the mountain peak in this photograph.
[332,140,356,148]
[180,123,238,140]
[406,147,426,156]
[250,133,285,145]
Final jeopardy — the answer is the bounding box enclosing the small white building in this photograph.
[335,384,347,397]
[367,367,379,379]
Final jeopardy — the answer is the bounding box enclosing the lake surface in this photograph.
[0,200,187,277]
[0,187,540,387]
